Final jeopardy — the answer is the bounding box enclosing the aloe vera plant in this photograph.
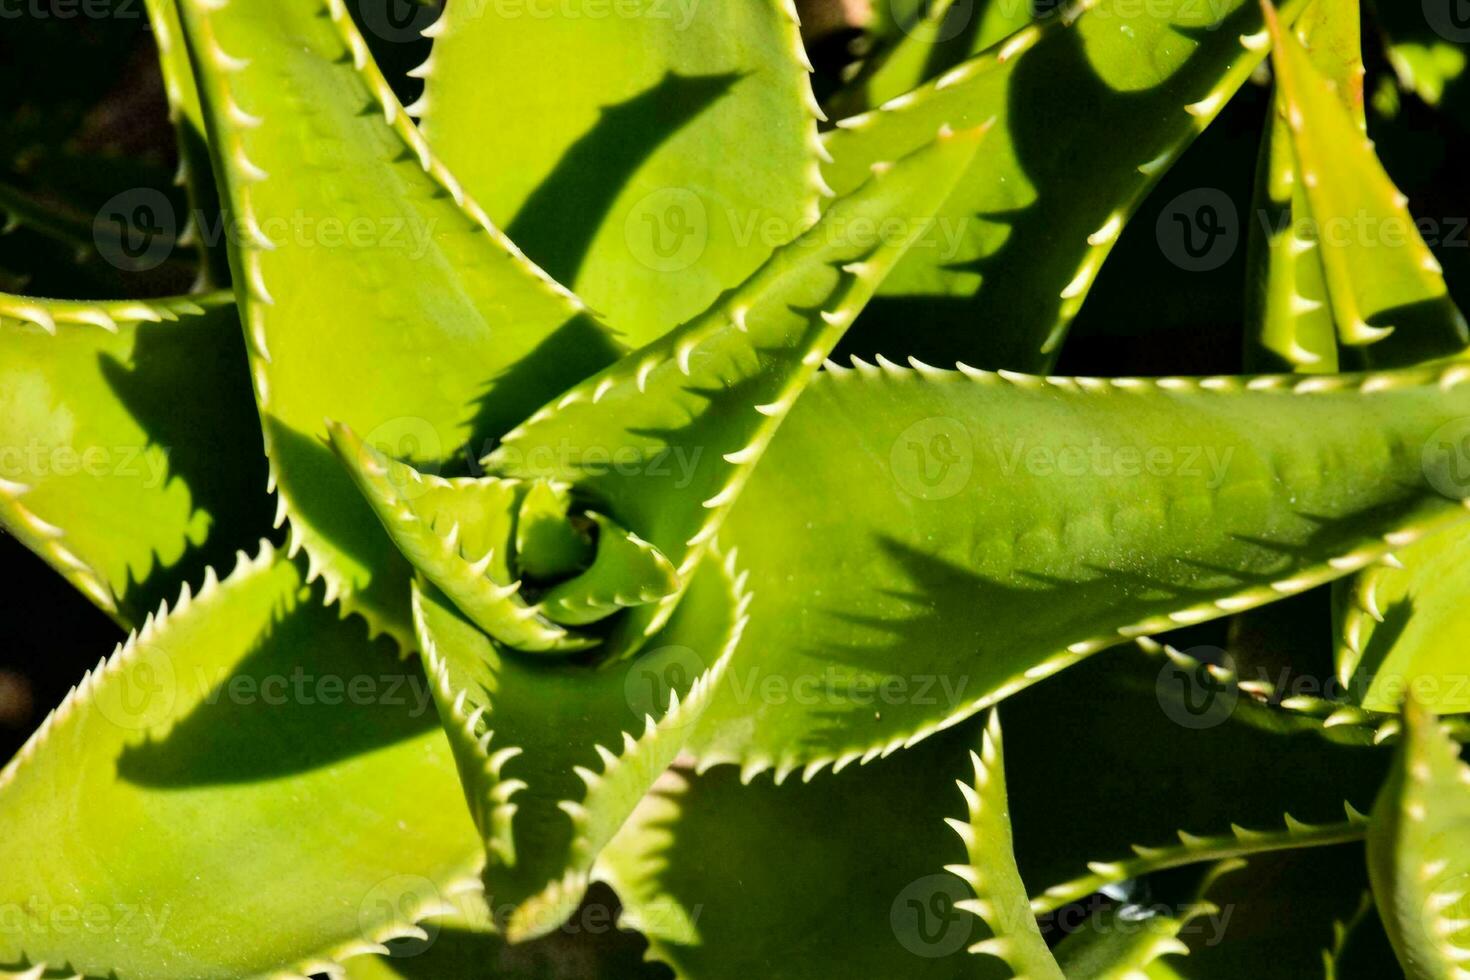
[3,0,1470,976]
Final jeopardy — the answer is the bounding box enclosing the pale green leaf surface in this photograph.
[143,0,226,287]
[822,0,1306,371]
[175,0,621,645]
[412,545,745,942]
[690,359,1470,776]
[0,292,270,625]
[485,124,985,653]
[1243,0,1362,374]
[949,712,1064,979]
[1265,0,1469,362]
[419,0,823,348]
[514,481,592,583]
[1335,520,1470,715]
[0,544,484,980]
[599,721,1005,980]
[853,0,1034,113]
[1367,696,1470,979]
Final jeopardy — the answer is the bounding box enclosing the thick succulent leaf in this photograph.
[1335,520,1470,716]
[1367,696,1470,978]
[143,0,227,288]
[330,425,597,655]
[485,125,986,653]
[822,0,1306,371]
[690,359,1470,775]
[599,721,1005,980]
[412,546,748,943]
[1144,847,1373,979]
[948,712,1064,979]
[0,544,485,980]
[0,292,270,625]
[1264,0,1469,363]
[537,513,680,628]
[418,0,824,347]
[980,641,1384,912]
[851,0,1034,113]
[1054,902,1194,979]
[1242,0,1361,374]
[514,482,592,583]
[175,0,622,645]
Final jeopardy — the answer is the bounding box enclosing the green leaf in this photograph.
[1335,520,1470,715]
[484,123,986,655]
[175,0,622,646]
[514,481,593,583]
[948,712,1064,978]
[599,721,1003,980]
[0,291,271,625]
[417,0,825,348]
[843,0,1034,115]
[411,545,746,942]
[1370,0,1470,109]
[1263,0,1469,363]
[1242,0,1362,374]
[690,359,1470,776]
[0,544,485,980]
[143,0,228,288]
[821,0,1306,371]
[1367,695,1470,979]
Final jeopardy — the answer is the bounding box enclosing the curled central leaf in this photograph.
[328,421,677,658]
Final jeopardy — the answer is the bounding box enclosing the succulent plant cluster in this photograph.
[2,0,1470,977]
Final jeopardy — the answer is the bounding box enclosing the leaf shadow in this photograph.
[99,312,276,623]
[506,71,743,289]
[115,589,436,788]
[834,4,1268,371]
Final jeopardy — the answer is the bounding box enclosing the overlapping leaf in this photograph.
[600,721,1002,980]
[0,292,270,624]
[1367,696,1470,978]
[484,124,986,653]
[690,358,1470,775]
[417,0,824,347]
[412,545,747,942]
[0,544,485,979]
[1261,0,1469,364]
[174,0,622,645]
[822,0,1309,371]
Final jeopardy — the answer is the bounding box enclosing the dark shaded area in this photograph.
[836,2,1272,373]
[116,593,435,787]
[340,885,672,980]
[507,72,742,290]
[101,310,279,621]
